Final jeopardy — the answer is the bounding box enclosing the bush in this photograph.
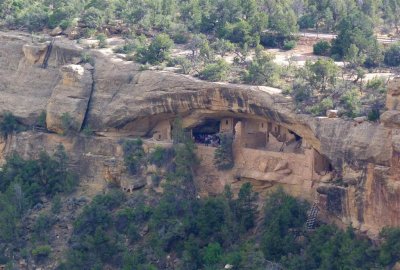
[366,77,387,93]
[384,44,400,66]
[169,56,192,74]
[32,245,51,260]
[0,112,23,138]
[214,133,234,170]
[211,39,235,57]
[243,50,279,86]
[122,139,146,175]
[199,59,230,82]
[81,7,104,29]
[340,88,361,117]
[313,40,331,56]
[260,33,286,48]
[283,40,296,50]
[261,188,308,261]
[60,112,75,135]
[96,33,107,48]
[171,31,190,44]
[136,33,174,65]
[80,52,94,65]
[148,146,174,167]
[379,227,400,265]
[114,42,137,54]
[308,97,334,116]
[221,20,252,45]
[36,111,46,128]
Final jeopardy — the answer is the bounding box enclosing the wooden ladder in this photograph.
[42,38,55,69]
[306,197,319,230]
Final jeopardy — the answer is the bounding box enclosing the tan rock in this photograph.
[326,109,338,118]
[50,26,63,36]
[381,110,400,128]
[354,116,367,123]
[46,64,93,133]
[386,77,400,110]
[22,43,48,65]
[273,160,288,171]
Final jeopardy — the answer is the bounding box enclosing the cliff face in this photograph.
[1,31,400,237]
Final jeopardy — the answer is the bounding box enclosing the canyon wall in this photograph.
[1,31,400,237]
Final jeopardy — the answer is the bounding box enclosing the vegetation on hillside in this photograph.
[0,144,77,266]
[0,125,400,268]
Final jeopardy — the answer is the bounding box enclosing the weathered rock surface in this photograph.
[46,64,93,133]
[1,31,400,237]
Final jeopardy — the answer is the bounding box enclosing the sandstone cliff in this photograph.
[1,31,400,237]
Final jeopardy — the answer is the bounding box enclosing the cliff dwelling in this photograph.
[147,116,334,197]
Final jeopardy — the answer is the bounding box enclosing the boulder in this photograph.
[354,116,367,124]
[50,26,63,36]
[381,110,400,128]
[386,77,400,110]
[326,109,338,118]
[46,64,93,133]
[22,43,48,65]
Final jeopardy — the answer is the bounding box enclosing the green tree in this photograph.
[304,58,338,93]
[214,133,234,170]
[261,188,308,261]
[340,88,361,117]
[0,112,22,138]
[199,59,230,82]
[122,138,145,175]
[384,43,400,66]
[331,10,378,60]
[313,40,331,56]
[136,33,174,64]
[243,49,279,85]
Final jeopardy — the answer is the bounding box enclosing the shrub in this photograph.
[33,214,54,241]
[149,146,173,167]
[60,112,75,135]
[211,39,235,57]
[261,188,308,261]
[313,40,331,56]
[36,111,46,128]
[171,31,190,44]
[308,97,334,116]
[214,133,234,170]
[340,88,361,117]
[199,59,230,82]
[82,126,94,136]
[80,52,94,65]
[298,14,316,29]
[384,44,400,66]
[122,139,146,175]
[136,33,174,65]
[0,112,22,138]
[366,77,387,93]
[114,42,137,54]
[202,242,222,266]
[221,20,252,45]
[51,195,62,214]
[96,33,107,48]
[59,19,72,30]
[169,56,192,74]
[81,7,104,29]
[243,51,279,86]
[32,245,51,260]
[379,227,400,265]
[283,40,296,51]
